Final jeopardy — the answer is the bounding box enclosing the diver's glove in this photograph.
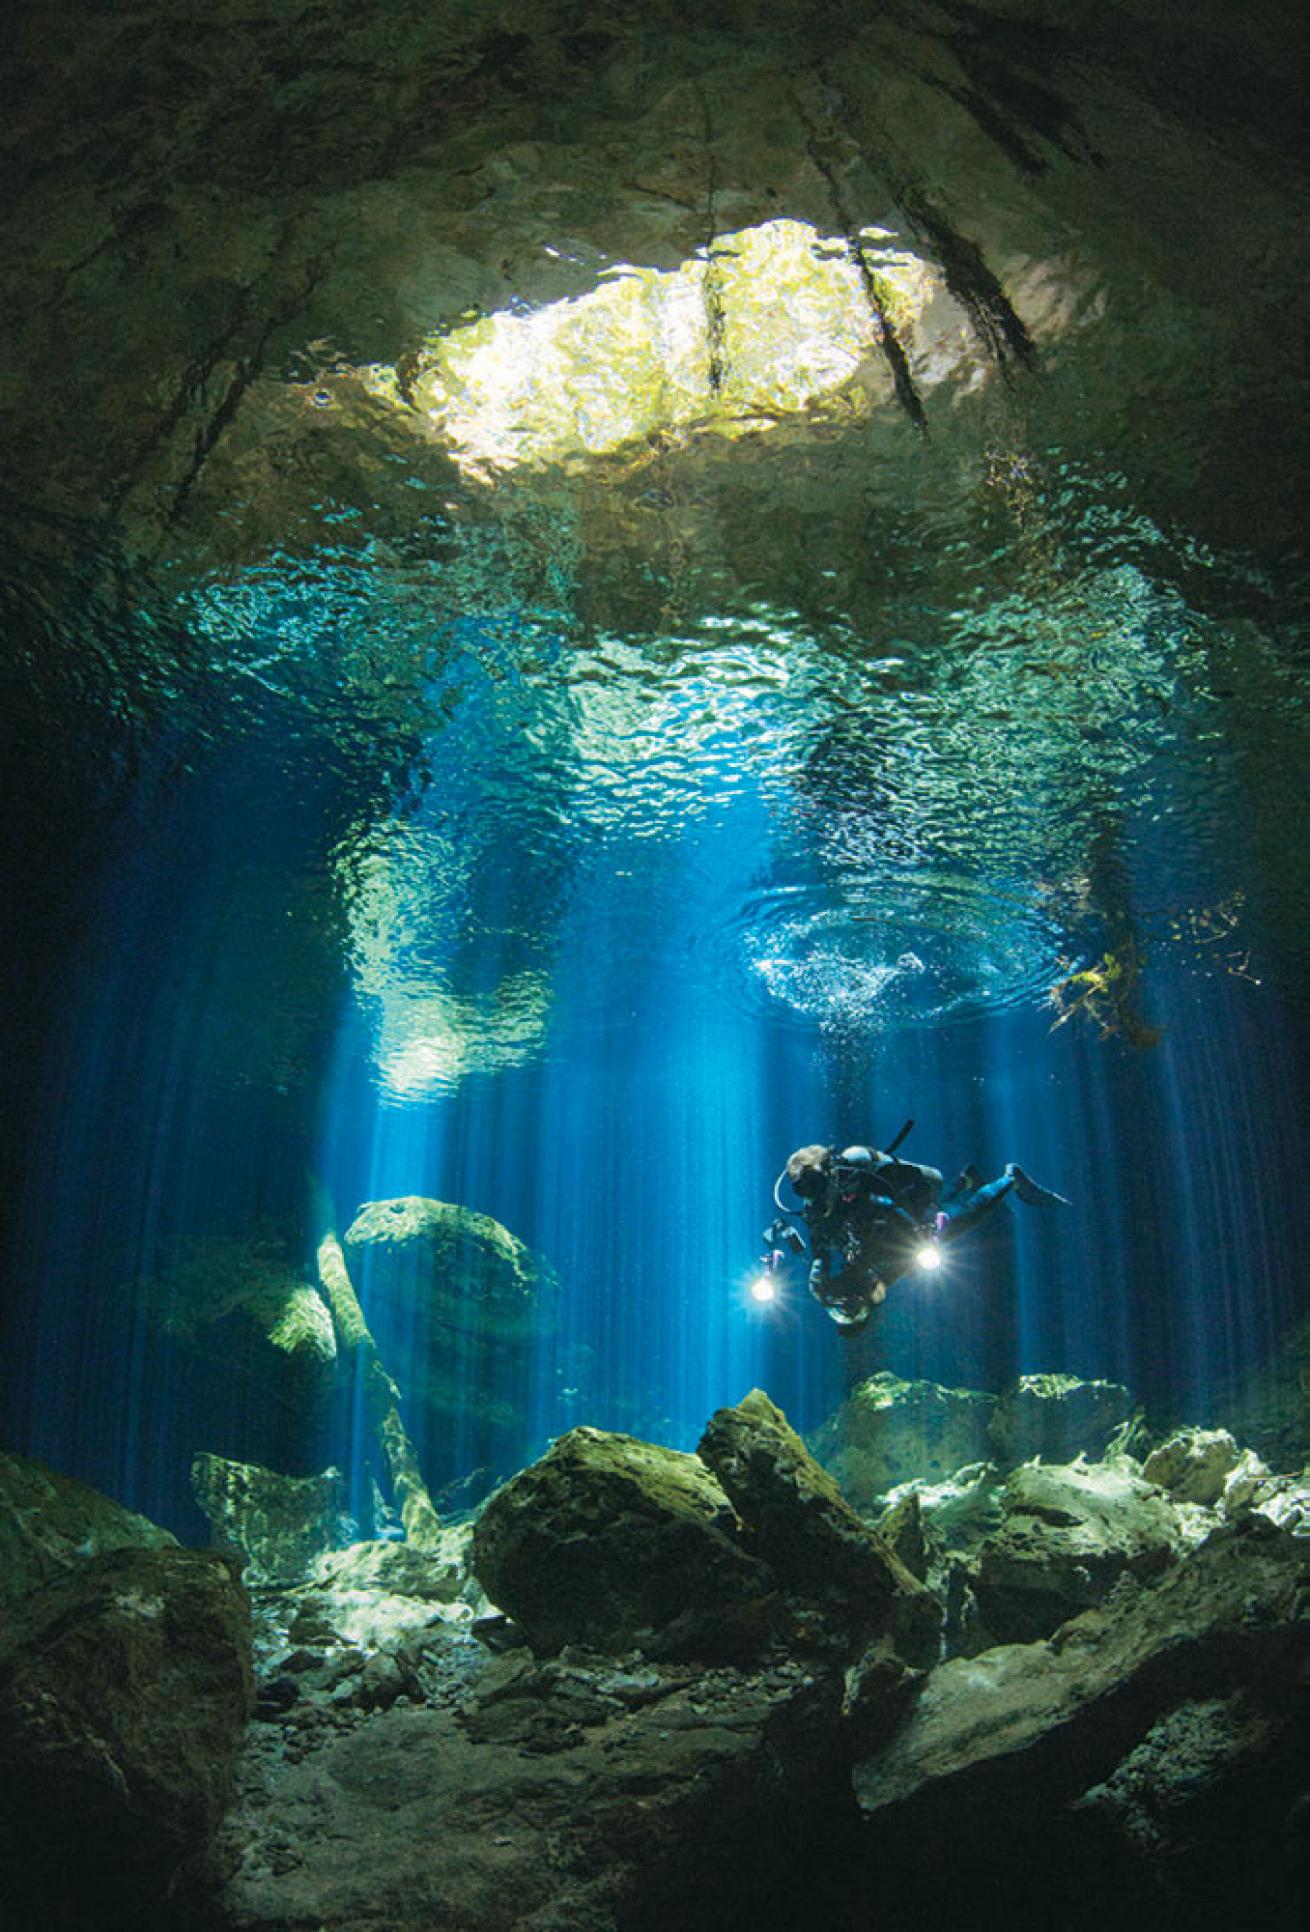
[1006,1163,1071,1208]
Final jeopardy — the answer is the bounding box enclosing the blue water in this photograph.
[4,496,1304,1540]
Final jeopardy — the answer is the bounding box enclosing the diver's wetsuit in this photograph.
[802,1151,1027,1328]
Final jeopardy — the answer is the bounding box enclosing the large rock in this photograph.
[988,1375,1136,1467]
[1143,1427,1242,1505]
[0,1450,178,1607]
[698,1389,941,1665]
[137,1231,338,1368]
[974,1461,1187,1644]
[853,1516,1310,1927]
[471,1426,778,1658]
[1073,1689,1305,1902]
[809,1373,997,1511]
[1246,1468,1310,1535]
[191,1454,355,1588]
[0,1545,254,1927]
[345,1196,557,1341]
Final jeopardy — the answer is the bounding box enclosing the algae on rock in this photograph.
[471,1424,774,1658]
[698,1388,942,1665]
[474,1396,941,1666]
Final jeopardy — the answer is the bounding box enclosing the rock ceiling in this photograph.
[0,1,1306,1095]
[2,0,1303,592]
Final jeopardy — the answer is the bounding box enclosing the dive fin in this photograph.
[1007,1163,1071,1208]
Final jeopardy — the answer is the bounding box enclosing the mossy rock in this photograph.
[0,1453,177,1609]
[471,1426,777,1657]
[809,1373,997,1512]
[974,1461,1186,1643]
[988,1374,1134,1468]
[345,1196,557,1341]
[699,1390,942,1665]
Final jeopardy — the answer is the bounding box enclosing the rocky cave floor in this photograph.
[3,1369,1309,1932]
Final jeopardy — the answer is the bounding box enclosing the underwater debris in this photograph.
[1048,940,1164,1047]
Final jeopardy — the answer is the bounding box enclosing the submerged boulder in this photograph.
[137,1231,338,1369]
[1143,1427,1243,1505]
[0,1545,253,1927]
[989,1374,1136,1467]
[698,1389,942,1664]
[191,1454,355,1588]
[1074,1690,1299,1885]
[471,1426,776,1658]
[1239,1467,1310,1539]
[877,1463,1005,1562]
[0,1450,177,1607]
[809,1373,997,1511]
[345,1196,557,1340]
[852,1516,1310,1927]
[973,1461,1188,1644]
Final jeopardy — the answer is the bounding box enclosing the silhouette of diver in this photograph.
[763,1129,1070,1334]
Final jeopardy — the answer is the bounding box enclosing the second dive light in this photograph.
[751,1217,805,1308]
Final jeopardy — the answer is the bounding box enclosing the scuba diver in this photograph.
[759,1125,1070,1334]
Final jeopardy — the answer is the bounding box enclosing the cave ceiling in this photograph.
[3,2,1303,597]
[0,0,1307,1093]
